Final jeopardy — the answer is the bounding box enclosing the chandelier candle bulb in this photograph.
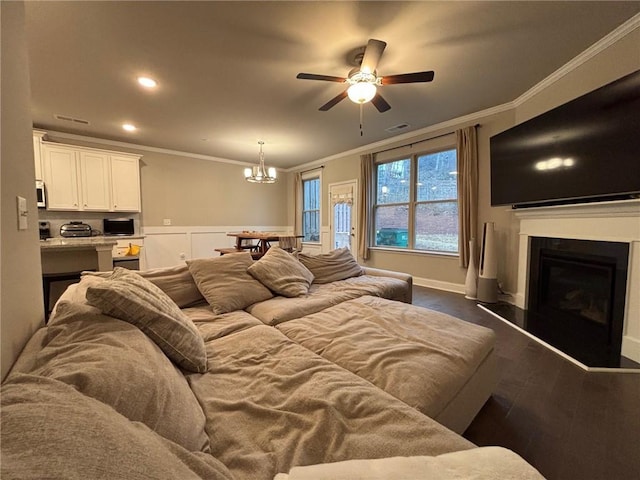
[244,141,277,184]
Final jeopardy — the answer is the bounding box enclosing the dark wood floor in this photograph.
[412,286,640,480]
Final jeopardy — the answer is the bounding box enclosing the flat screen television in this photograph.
[490,69,640,208]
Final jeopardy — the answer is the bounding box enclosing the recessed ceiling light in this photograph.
[122,123,137,132]
[137,76,157,88]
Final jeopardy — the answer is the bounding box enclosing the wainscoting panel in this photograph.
[142,225,291,269]
[143,233,190,269]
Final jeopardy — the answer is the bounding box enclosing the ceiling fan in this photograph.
[296,39,435,113]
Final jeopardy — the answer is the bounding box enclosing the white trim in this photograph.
[40,130,256,167]
[514,13,640,107]
[35,14,639,177]
[479,304,640,374]
[288,103,511,173]
[328,179,358,252]
[513,199,640,220]
[413,276,465,295]
[142,225,291,235]
[289,13,640,174]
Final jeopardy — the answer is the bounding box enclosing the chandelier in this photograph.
[244,141,277,184]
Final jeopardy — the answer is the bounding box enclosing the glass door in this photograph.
[329,181,357,251]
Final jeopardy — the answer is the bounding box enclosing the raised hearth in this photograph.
[512,199,640,368]
[481,302,640,370]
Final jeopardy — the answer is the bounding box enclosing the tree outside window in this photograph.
[374,149,458,253]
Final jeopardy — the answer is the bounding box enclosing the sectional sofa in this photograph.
[1,247,544,479]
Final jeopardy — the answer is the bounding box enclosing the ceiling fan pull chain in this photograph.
[360,103,364,136]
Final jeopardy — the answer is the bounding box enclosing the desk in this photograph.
[40,237,117,320]
[215,232,302,258]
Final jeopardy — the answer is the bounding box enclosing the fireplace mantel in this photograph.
[513,199,640,363]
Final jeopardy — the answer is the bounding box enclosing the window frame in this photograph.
[301,169,322,244]
[372,146,459,255]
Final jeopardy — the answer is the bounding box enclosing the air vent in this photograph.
[54,114,90,125]
[385,123,410,133]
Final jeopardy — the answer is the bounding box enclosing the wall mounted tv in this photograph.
[490,69,640,208]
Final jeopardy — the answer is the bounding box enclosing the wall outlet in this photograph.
[163,218,171,226]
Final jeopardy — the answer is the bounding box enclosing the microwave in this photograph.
[36,180,46,208]
[103,218,134,236]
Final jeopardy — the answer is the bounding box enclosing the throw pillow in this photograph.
[83,264,205,308]
[85,267,207,373]
[247,247,314,297]
[297,247,363,284]
[138,263,206,308]
[25,301,210,452]
[187,253,273,314]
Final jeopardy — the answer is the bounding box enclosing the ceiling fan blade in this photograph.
[381,71,435,85]
[297,73,346,83]
[319,90,348,111]
[360,39,387,74]
[371,93,391,113]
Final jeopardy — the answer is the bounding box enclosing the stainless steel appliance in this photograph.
[36,180,46,208]
[103,218,134,236]
[60,222,92,237]
[39,221,51,240]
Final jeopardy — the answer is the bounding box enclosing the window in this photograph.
[374,148,458,253]
[302,176,320,242]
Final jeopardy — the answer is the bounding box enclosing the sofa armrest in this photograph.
[361,267,413,304]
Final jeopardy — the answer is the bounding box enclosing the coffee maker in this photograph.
[39,221,51,240]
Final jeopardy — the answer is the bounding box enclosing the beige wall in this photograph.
[292,25,639,293]
[139,152,289,227]
[41,134,291,228]
[515,28,640,124]
[1,1,45,380]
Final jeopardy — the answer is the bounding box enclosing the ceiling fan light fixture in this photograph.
[244,141,277,184]
[347,82,377,104]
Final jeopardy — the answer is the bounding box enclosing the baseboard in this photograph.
[413,276,465,295]
[622,335,640,364]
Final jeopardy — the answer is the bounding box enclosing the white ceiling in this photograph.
[24,1,640,169]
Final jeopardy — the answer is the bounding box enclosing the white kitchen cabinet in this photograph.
[79,151,111,211]
[42,144,80,210]
[39,140,141,212]
[33,130,46,180]
[110,155,141,212]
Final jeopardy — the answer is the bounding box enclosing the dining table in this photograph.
[215,231,302,259]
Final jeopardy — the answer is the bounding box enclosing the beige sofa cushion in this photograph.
[248,247,314,297]
[83,264,205,308]
[0,374,234,480]
[85,267,207,373]
[138,263,206,307]
[22,301,210,452]
[297,247,363,284]
[187,253,273,313]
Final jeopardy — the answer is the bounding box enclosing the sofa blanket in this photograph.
[186,322,476,480]
[247,274,409,326]
[275,295,495,421]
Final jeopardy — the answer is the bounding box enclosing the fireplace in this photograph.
[525,237,629,367]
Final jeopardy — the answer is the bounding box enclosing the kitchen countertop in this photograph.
[40,237,118,250]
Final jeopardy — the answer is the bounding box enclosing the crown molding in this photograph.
[37,14,639,176]
[285,102,513,173]
[514,13,640,107]
[39,129,255,167]
[290,13,640,174]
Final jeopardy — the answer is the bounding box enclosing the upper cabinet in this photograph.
[40,140,142,212]
[110,155,141,212]
[33,130,46,180]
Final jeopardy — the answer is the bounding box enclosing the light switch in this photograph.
[17,196,28,230]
